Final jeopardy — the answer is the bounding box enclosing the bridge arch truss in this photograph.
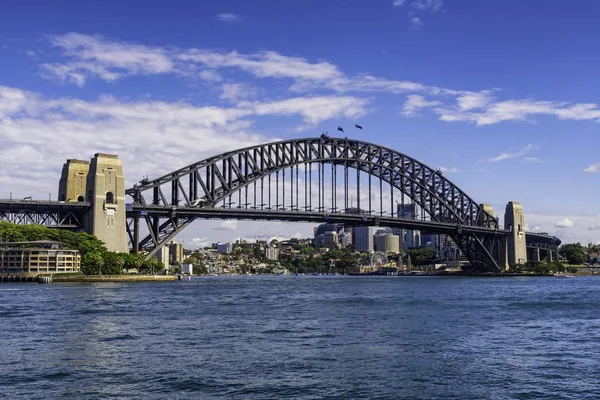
[126,137,503,271]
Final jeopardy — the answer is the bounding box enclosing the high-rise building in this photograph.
[155,246,170,267]
[352,226,377,252]
[265,246,279,260]
[314,223,342,237]
[396,202,421,250]
[216,243,233,254]
[340,229,353,248]
[397,203,419,219]
[374,233,401,253]
[168,241,184,264]
[421,233,438,249]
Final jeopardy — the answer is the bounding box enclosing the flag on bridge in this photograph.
[337,126,344,133]
[355,124,363,129]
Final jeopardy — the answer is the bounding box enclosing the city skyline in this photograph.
[1,0,599,246]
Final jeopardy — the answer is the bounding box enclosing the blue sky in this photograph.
[1,0,599,246]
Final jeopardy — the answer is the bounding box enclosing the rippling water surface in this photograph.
[1,276,600,399]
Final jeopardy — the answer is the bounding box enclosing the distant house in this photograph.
[0,241,80,274]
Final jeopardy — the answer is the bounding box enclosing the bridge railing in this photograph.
[0,199,91,206]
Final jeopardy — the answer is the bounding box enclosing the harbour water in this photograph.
[1,276,599,399]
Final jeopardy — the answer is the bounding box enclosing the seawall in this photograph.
[52,275,178,283]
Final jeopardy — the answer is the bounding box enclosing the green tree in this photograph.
[407,247,437,266]
[82,252,104,275]
[0,222,27,242]
[560,243,586,264]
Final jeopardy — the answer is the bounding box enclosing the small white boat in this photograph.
[553,272,575,278]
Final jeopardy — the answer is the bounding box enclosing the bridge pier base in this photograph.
[505,202,527,267]
[498,236,509,271]
[59,153,128,253]
[528,247,541,263]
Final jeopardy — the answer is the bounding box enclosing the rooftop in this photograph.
[0,240,70,249]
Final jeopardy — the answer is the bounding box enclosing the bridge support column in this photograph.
[528,247,540,262]
[504,202,527,267]
[58,159,90,202]
[85,153,128,253]
[133,215,140,253]
[498,236,509,271]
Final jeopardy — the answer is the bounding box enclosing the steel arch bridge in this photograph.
[126,136,512,271]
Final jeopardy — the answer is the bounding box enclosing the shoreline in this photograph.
[52,275,178,283]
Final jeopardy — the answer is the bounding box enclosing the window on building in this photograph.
[77,195,85,202]
[106,191,115,204]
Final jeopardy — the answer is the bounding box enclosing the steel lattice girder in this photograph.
[0,209,84,227]
[128,138,496,224]
[125,137,510,269]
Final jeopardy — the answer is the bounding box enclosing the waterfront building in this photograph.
[314,223,341,237]
[352,226,377,252]
[0,241,80,274]
[374,233,401,253]
[217,242,233,254]
[155,246,170,267]
[168,241,184,264]
[421,233,438,249]
[314,231,340,250]
[265,246,279,260]
[340,231,352,248]
[181,263,193,275]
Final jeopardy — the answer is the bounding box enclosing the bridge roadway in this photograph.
[132,204,509,237]
[0,199,561,247]
[0,199,90,228]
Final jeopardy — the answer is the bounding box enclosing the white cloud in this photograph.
[41,33,436,95]
[220,83,258,103]
[214,221,239,231]
[216,13,241,23]
[0,85,368,197]
[35,33,600,128]
[42,33,174,85]
[401,95,440,116]
[198,69,222,82]
[410,17,423,27]
[329,75,428,93]
[486,144,534,163]
[179,49,342,81]
[555,218,574,228]
[189,237,211,248]
[438,166,458,173]
[456,91,492,111]
[522,157,542,163]
[0,86,33,118]
[523,213,600,244]
[436,99,600,126]
[583,163,600,173]
[393,0,443,12]
[589,224,600,231]
[244,95,368,125]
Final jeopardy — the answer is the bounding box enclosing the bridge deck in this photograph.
[129,205,510,236]
[0,199,91,210]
